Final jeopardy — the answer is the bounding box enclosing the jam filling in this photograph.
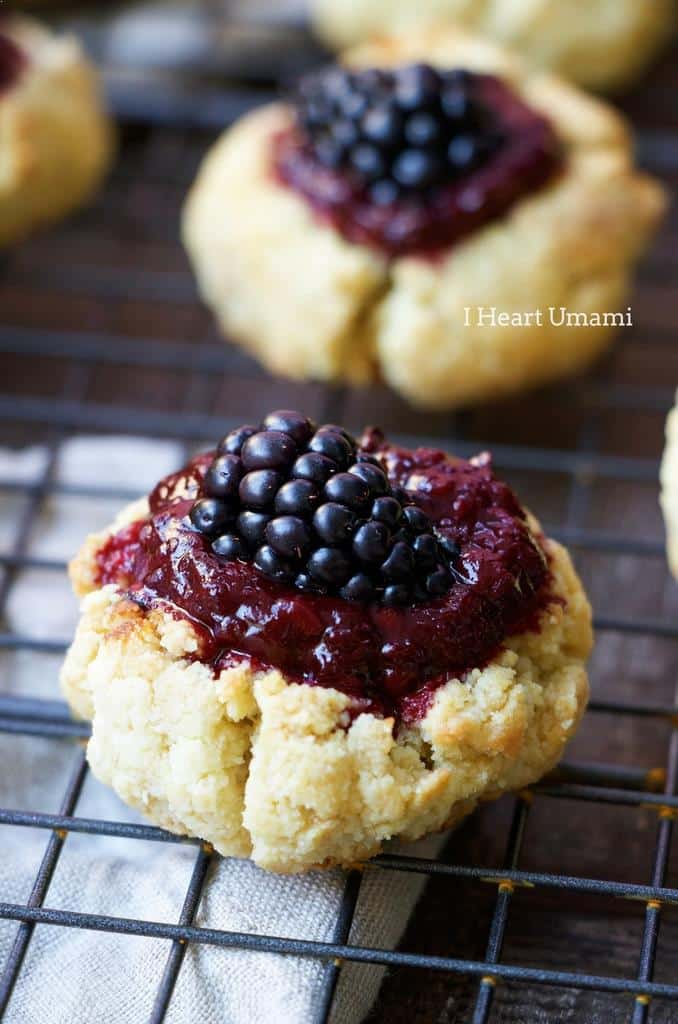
[0,31,26,95]
[95,432,552,725]
[275,72,561,259]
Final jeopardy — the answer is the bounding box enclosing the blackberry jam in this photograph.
[95,420,552,726]
[275,64,561,258]
[0,30,25,95]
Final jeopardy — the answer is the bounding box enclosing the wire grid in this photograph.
[0,17,678,1024]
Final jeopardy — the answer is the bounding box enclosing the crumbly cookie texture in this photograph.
[310,0,675,92]
[61,499,591,873]
[660,391,678,580]
[182,29,666,410]
[0,15,113,247]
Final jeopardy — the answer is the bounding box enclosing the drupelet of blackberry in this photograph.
[189,410,457,606]
[292,63,506,203]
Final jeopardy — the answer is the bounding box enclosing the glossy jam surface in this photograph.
[274,75,561,259]
[96,435,551,724]
[0,31,26,95]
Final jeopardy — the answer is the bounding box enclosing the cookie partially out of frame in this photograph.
[661,391,678,580]
[182,29,666,410]
[0,15,112,246]
[310,0,675,93]
[61,412,592,873]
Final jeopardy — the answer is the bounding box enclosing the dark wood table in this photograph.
[1,13,677,1023]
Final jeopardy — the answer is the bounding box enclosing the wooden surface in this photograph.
[1,17,678,1024]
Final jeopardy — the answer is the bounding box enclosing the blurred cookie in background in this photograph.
[309,0,676,92]
[182,29,666,409]
[0,14,113,247]
[661,391,678,580]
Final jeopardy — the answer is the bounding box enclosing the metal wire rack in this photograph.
[1,10,678,1023]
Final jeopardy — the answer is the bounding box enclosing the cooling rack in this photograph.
[0,10,677,1023]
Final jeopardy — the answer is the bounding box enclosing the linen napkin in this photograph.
[0,436,446,1024]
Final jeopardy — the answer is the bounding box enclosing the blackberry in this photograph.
[402,505,430,533]
[262,410,315,446]
[308,547,352,587]
[218,424,257,456]
[313,503,356,545]
[239,469,282,509]
[212,533,248,560]
[448,134,484,171]
[293,63,506,201]
[371,496,402,529]
[307,429,353,467]
[412,533,439,569]
[237,510,271,548]
[241,431,296,471]
[319,424,357,450]
[189,410,458,605]
[340,573,375,603]
[370,179,400,207]
[405,111,442,148]
[394,63,441,111]
[383,584,412,607]
[275,479,320,516]
[203,454,242,500]
[351,143,387,181]
[392,149,443,190]
[254,545,295,583]
[426,567,452,596]
[190,498,233,536]
[323,472,371,513]
[363,106,403,149]
[265,516,312,560]
[382,541,415,580]
[349,462,388,494]
[292,452,336,484]
[295,571,326,595]
[353,521,390,565]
